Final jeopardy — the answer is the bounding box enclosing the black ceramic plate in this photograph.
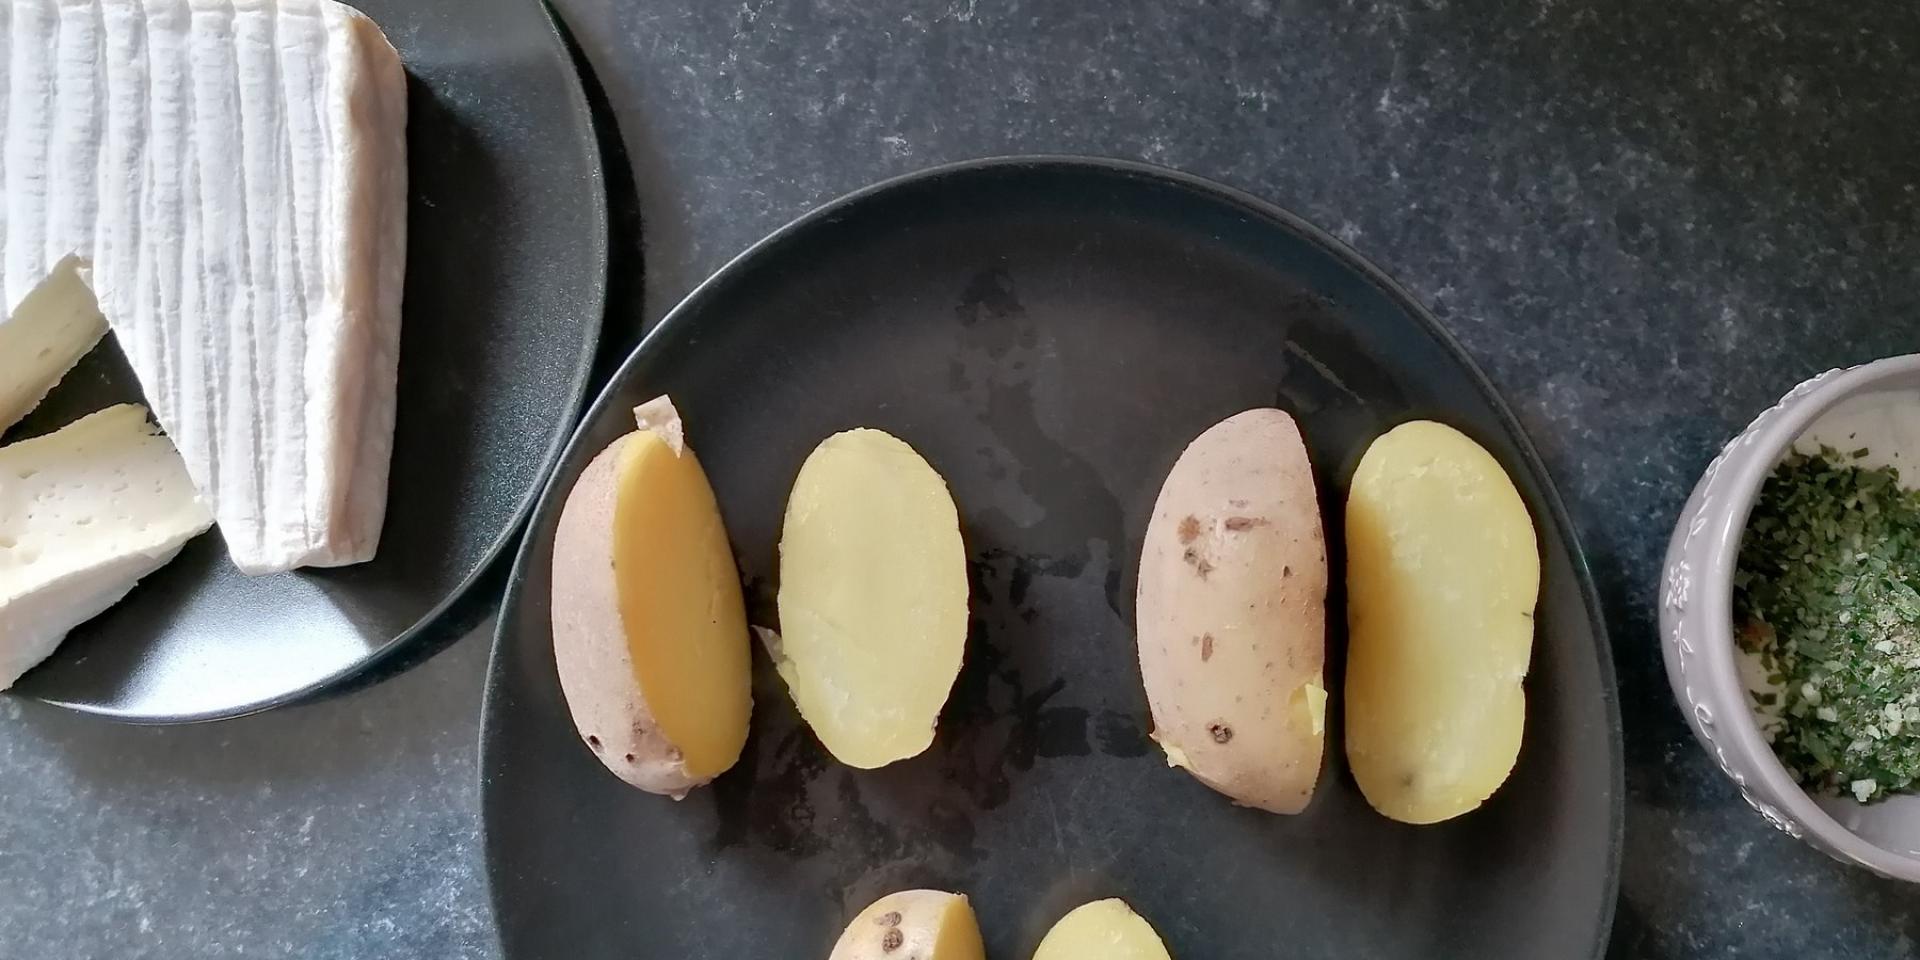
[482,158,1621,959]
[6,0,607,722]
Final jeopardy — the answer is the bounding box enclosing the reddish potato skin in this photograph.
[1135,408,1328,814]
[550,433,707,797]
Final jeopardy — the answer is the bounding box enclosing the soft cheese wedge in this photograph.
[0,405,212,689]
[772,429,969,769]
[1,0,408,574]
[0,256,106,434]
[549,398,752,796]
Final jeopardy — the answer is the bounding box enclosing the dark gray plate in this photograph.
[6,0,607,722]
[482,157,1621,959]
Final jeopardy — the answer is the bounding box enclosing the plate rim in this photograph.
[478,153,1625,957]
[22,0,611,725]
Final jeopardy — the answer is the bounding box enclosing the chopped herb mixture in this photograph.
[1734,446,1920,803]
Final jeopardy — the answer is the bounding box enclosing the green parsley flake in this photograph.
[1734,446,1920,802]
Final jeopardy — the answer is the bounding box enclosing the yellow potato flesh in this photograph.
[611,430,752,779]
[1344,420,1539,824]
[776,429,969,768]
[1032,899,1172,960]
[829,890,984,960]
[926,902,986,960]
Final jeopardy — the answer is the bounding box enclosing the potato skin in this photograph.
[1343,420,1539,824]
[549,401,753,798]
[828,890,984,960]
[1135,408,1327,814]
[550,434,704,796]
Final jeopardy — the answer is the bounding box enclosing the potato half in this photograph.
[1135,408,1328,814]
[828,890,985,960]
[772,428,969,768]
[1344,420,1539,824]
[549,397,752,796]
[1032,899,1172,960]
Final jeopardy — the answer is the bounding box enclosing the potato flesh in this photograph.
[1032,899,1172,960]
[1135,408,1327,814]
[1343,420,1539,824]
[828,890,984,960]
[611,430,752,779]
[776,429,969,768]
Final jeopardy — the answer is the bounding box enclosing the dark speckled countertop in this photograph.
[4,1,1919,957]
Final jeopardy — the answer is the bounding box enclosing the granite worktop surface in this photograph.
[5,1,1919,956]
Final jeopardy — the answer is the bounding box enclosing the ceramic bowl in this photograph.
[1663,353,1920,881]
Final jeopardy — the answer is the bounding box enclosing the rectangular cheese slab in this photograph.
[1,0,408,574]
[0,404,212,689]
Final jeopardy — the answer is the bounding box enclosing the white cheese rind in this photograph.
[1,0,408,575]
[0,403,212,689]
[0,254,106,434]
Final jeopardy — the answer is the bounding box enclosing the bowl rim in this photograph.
[1700,352,1920,879]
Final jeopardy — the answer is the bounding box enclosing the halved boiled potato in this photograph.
[1344,420,1539,824]
[1032,899,1171,960]
[828,889,984,960]
[1136,408,1327,814]
[772,428,969,768]
[549,397,752,796]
